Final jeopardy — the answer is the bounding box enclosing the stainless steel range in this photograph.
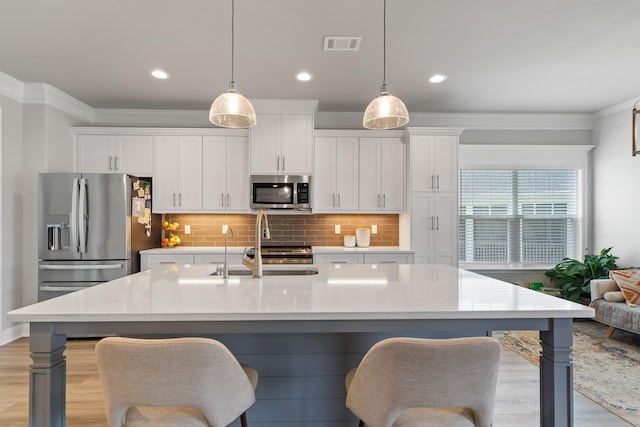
[244,245,313,264]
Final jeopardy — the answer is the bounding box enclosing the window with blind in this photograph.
[459,169,580,264]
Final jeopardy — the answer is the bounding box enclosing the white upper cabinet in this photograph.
[409,133,459,192]
[359,137,405,212]
[313,136,359,212]
[202,135,250,212]
[250,113,313,174]
[76,134,153,176]
[153,135,203,212]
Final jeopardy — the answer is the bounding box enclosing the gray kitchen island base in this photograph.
[28,317,574,427]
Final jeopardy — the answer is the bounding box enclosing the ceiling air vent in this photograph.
[323,36,362,51]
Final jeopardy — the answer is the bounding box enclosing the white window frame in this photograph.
[459,144,594,269]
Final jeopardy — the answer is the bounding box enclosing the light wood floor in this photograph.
[0,338,632,427]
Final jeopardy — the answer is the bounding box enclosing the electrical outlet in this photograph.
[184,225,191,235]
[335,224,341,234]
[222,224,229,234]
[371,224,377,234]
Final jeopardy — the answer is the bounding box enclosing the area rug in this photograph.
[495,320,640,426]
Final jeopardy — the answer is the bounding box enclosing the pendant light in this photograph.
[363,0,409,130]
[209,0,256,128]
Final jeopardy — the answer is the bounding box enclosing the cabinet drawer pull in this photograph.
[114,156,119,171]
[226,193,230,207]
[282,156,286,171]
[109,156,113,171]
[277,156,280,171]
[173,193,177,207]
[159,261,176,264]
[436,175,440,189]
[332,261,348,264]
[221,193,225,207]
[337,193,341,207]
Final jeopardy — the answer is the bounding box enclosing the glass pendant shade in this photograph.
[209,82,256,128]
[363,84,409,130]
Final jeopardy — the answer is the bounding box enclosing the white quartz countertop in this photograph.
[9,264,593,323]
[140,246,245,255]
[140,246,412,255]
[312,246,414,253]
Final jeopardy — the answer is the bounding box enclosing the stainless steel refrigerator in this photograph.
[38,173,161,301]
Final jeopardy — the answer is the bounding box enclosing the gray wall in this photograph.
[592,109,640,267]
[1,93,24,343]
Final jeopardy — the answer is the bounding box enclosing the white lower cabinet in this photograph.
[364,253,414,264]
[410,192,458,266]
[314,252,414,265]
[194,254,244,265]
[140,254,194,271]
[314,253,364,264]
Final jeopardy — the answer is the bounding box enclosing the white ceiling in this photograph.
[2,0,640,115]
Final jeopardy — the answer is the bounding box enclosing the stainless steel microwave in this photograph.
[250,175,312,211]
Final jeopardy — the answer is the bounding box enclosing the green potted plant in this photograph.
[544,247,618,304]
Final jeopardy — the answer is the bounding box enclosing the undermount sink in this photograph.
[210,266,319,276]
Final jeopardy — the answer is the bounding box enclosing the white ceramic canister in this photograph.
[355,228,370,247]
[344,235,356,247]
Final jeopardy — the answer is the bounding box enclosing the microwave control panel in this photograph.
[297,183,309,204]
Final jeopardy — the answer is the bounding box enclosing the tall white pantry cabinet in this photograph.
[402,128,464,266]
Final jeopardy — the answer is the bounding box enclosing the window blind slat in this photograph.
[459,170,579,263]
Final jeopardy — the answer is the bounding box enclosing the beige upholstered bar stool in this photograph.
[95,337,258,427]
[345,337,501,427]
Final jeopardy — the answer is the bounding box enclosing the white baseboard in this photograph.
[0,323,28,346]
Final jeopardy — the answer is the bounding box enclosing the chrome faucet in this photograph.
[242,209,270,278]
[214,226,234,278]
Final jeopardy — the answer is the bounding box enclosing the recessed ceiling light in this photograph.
[429,74,447,83]
[296,72,313,82]
[151,69,169,79]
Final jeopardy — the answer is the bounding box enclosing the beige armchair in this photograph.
[95,337,258,427]
[345,337,501,427]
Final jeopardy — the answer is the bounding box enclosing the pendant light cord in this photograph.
[231,0,235,84]
[382,0,387,86]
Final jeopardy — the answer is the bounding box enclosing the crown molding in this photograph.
[315,111,594,130]
[594,95,640,120]
[23,83,94,122]
[0,71,598,130]
[92,109,213,127]
[0,71,24,102]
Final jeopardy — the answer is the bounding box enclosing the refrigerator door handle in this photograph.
[39,263,124,270]
[78,178,88,253]
[40,286,93,292]
[70,178,80,252]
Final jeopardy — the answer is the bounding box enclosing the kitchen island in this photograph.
[8,263,593,427]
